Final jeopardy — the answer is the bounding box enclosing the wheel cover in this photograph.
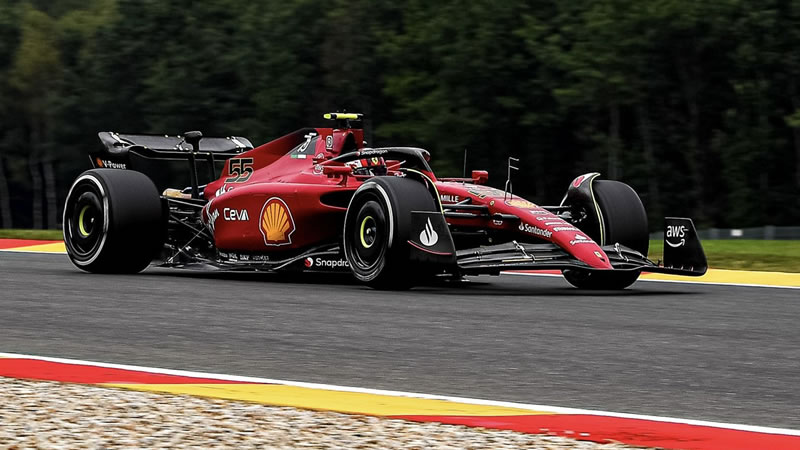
[77,205,92,237]
[349,201,387,272]
[64,178,107,262]
[359,216,377,249]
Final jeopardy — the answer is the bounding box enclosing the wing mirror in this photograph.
[471,170,488,185]
[322,165,352,177]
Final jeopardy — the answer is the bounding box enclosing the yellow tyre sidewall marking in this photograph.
[78,205,90,237]
[360,215,374,248]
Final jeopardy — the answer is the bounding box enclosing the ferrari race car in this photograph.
[63,113,707,289]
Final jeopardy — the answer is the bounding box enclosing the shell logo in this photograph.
[259,197,296,246]
[504,198,538,209]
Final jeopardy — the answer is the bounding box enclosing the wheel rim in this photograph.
[349,201,387,272]
[359,216,377,249]
[78,205,92,237]
[65,182,105,259]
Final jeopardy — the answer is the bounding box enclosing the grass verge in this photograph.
[648,239,800,273]
[0,229,63,240]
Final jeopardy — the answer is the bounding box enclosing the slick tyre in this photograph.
[63,169,164,273]
[343,176,438,290]
[563,180,649,290]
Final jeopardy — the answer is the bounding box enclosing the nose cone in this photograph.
[552,232,613,269]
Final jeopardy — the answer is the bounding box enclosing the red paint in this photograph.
[407,240,453,256]
[2,356,796,449]
[510,270,563,275]
[394,414,800,450]
[0,239,61,249]
[437,182,611,269]
[0,359,256,385]
[195,121,608,271]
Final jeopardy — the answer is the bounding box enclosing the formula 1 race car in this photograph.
[63,113,707,289]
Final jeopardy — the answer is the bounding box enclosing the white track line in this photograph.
[501,271,800,290]
[1,352,798,436]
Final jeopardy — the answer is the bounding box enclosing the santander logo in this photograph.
[420,218,439,247]
[573,175,586,188]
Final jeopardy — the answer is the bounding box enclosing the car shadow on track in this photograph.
[141,267,696,297]
[142,267,358,286]
[419,281,695,297]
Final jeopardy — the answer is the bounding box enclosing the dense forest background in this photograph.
[0,0,799,230]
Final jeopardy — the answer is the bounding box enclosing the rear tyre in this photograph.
[343,176,438,289]
[563,180,649,289]
[63,169,164,273]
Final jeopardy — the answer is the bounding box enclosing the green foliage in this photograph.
[0,228,63,240]
[0,0,799,229]
[648,240,800,272]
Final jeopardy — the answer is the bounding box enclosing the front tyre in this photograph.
[63,169,164,273]
[343,176,439,289]
[563,180,649,289]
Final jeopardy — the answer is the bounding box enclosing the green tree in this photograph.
[0,1,24,227]
[9,4,62,229]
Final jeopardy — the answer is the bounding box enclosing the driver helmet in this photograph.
[346,157,387,176]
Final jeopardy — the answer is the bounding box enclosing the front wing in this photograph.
[456,218,707,277]
[456,242,705,276]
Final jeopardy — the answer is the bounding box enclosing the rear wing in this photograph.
[90,131,254,193]
[92,132,253,165]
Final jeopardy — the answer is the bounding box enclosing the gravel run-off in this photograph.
[0,378,652,449]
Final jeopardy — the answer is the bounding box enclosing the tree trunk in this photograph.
[43,159,58,229]
[534,136,546,198]
[29,158,43,229]
[0,157,12,228]
[608,102,621,180]
[793,126,800,189]
[636,104,661,218]
[790,80,800,189]
[30,116,44,230]
[675,57,704,220]
[362,98,373,147]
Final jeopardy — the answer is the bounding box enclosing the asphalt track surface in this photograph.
[2,253,798,430]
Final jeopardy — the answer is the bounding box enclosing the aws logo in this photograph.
[260,197,296,246]
[666,224,688,248]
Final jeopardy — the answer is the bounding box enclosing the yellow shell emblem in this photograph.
[505,198,538,209]
[260,197,295,246]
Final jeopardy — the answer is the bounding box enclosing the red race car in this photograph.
[63,113,706,289]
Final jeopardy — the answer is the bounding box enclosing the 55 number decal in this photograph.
[225,158,254,183]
